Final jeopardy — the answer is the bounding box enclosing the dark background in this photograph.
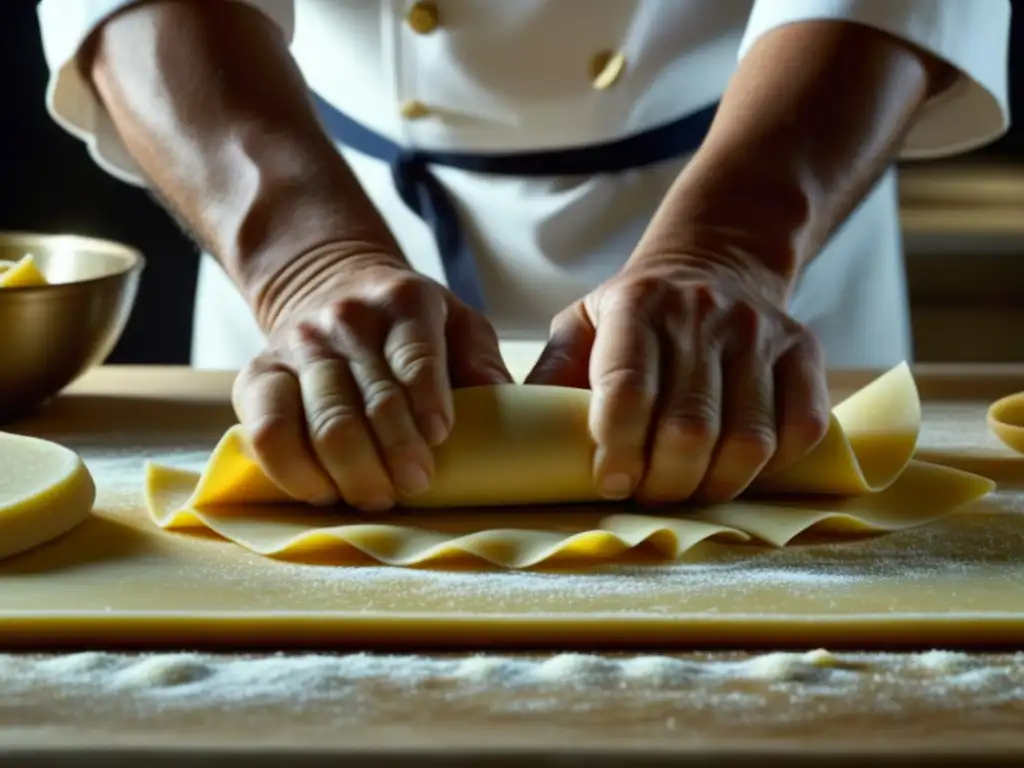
[2,1,1022,365]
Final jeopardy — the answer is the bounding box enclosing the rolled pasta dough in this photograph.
[144,363,995,568]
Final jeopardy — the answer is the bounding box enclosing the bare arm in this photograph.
[86,0,403,330]
[635,19,956,288]
[530,19,967,503]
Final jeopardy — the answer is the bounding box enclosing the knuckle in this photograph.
[389,341,439,386]
[232,358,290,421]
[597,366,656,406]
[386,273,429,308]
[247,414,295,457]
[301,357,348,392]
[232,359,263,401]
[306,398,363,448]
[792,408,830,447]
[360,379,409,423]
[549,304,583,337]
[727,424,778,463]
[640,459,705,503]
[660,411,718,449]
[669,389,719,424]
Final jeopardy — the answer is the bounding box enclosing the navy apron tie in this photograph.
[312,93,719,311]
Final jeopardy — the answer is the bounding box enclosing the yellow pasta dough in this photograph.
[0,432,96,560]
[987,392,1024,455]
[0,255,48,288]
[143,363,995,568]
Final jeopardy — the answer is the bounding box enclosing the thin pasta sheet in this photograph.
[144,363,995,568]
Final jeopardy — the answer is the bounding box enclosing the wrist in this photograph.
[638,148,817,287]
[203,148,408,330]
[629,231,795,308]
[248,239,409,335]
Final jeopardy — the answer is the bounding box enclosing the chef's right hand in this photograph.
[232,249,512,512]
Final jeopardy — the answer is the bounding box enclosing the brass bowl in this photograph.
[0,232,144,423]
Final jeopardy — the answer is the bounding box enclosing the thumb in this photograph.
[526,303,595,389]
[447,306,514,387]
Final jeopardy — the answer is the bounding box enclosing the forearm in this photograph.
[87,0,401,328]
[636,20,955,287]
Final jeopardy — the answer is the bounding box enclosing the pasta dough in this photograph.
[143,363,995,568]
[987,392,1024,454]
[0,255,48,288]
[0,432,96,560]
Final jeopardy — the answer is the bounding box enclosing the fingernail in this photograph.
[396,462,431,496]
[424,414,449,446]
[600,473,634,500]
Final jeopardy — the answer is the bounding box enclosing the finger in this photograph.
[446,305,514,387]
[232,355,338,506]
[589,300,661,500]
[695,343,776,503]
[761,330,830,477]
[637,340,722,504]
[525,303,593,389]
[348,351,437,501]
[383,297,453,448]
[293,335,397,512]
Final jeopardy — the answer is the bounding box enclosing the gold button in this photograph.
[590,50,626,90]
[400,100,433,120]
[407,1,441,35]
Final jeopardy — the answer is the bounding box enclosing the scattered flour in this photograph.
[0,649,1014,697]
[533,653,622,685]
[914,649,974,673]
[1,649,1022,728]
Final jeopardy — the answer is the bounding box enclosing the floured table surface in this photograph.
[4,363,1024,649]
[4,363,1024,762]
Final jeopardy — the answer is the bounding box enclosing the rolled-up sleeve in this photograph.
[36,0,295,186]
[740,0,1012,159]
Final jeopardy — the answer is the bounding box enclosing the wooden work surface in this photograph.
[5,363,1024,766]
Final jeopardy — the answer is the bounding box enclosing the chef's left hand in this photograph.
[526,251,830,504]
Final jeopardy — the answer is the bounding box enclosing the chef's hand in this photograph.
[526,251,829,504]
[232,250,512,511]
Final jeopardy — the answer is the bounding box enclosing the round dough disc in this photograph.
[0,432,95,560]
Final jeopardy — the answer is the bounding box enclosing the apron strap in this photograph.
[311,93,719,311]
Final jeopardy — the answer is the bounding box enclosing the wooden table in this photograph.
[4,365,1024,767]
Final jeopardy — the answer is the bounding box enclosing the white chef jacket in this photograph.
[38,0,1011,371]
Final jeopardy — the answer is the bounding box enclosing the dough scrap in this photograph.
[0,432,96,560]
[0,255,48,288]
[143,363,995,569]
